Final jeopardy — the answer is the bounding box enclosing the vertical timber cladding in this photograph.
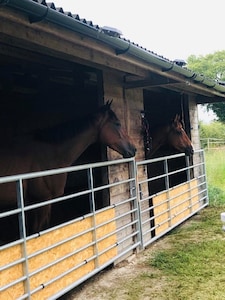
[189,95,203,180]
[103,69,146,258]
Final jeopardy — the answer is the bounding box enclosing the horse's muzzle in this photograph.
[123,145,137,158]
[185,146,194,156]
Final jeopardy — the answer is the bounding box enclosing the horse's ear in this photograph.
[174,114,180,123]
[106,99,113,109]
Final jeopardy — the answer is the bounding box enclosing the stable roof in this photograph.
[2,0,225,103]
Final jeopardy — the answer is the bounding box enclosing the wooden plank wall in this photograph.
[103,69,146,259]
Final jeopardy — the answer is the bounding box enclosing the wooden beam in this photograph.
[0,8,150,78]
[124,76,178,89]
[196,94,224,104]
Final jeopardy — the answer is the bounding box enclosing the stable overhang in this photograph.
[2,0,225,102]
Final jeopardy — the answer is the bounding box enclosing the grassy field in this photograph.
[205,149,225,205]
[68,149,225,300]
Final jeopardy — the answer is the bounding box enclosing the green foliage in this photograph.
[199,121,225,139]
[187,50,225,80]
[207,102,225,123]
[187,51,225,122]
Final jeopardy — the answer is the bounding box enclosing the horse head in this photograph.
[146,114,194,158]
[97,100,136,158]
[168,114,194,156]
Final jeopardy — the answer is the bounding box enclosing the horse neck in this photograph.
[56,125,98,167]
[148,126,169,158]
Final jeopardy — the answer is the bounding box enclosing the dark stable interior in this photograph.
[0,53,109,242]
[143,90,192,237]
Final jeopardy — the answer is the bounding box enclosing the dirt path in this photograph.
[60,233,173,300]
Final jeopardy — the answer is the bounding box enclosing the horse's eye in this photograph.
[176,129,183,135]
[115,122,121,127]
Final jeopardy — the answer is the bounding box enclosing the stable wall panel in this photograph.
[153,179,200,236]
[0,208,117,300]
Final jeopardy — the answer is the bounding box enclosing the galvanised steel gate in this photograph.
[0,150,207,299]
[136,150,208,248]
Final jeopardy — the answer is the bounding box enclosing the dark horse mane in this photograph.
[34,104,115,144]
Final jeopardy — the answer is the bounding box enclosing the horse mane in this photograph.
[34,113,96,144]
[34,103,113,144]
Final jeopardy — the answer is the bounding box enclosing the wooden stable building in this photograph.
[1,1,225,299]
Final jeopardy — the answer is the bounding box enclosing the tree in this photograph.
[187,51,225,122]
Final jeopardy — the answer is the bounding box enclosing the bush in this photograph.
[200,121,225,139]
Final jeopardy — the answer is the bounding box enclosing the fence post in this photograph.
[128,158,142,250]
[16,179,31,299]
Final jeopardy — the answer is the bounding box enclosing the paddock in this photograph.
[1,1,225,299]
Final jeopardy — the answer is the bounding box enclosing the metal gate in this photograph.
[0,150,207,299]
[136,150,208,248]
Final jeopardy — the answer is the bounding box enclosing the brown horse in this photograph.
[0,100,136,235]
[146,114,194,158]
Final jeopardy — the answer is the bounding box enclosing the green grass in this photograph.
[205,149,225,190]
[205,149,225,205]
[149,206,225,299]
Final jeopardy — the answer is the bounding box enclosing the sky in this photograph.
[53,0,224,122]
[53,0,225,61]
